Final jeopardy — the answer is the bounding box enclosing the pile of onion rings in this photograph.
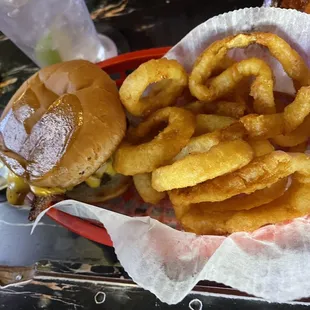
[119,59,188,117]
[115,32,310,234]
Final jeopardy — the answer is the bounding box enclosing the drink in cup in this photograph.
[0,0,117,67]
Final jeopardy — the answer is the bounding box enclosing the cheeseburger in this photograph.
[0,60,129,220]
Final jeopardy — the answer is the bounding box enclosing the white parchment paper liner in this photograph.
[29,7,310,305]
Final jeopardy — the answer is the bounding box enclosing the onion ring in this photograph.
[169,151,308,205]
[184,100,246,118]
[173,178,288,234]
[215,100,246,118]
[178,209,235,235]
[247,139,275,157]
[289,141,308,152]
[272,114,310,147]
[185,91,289,119]
[180,181,310,235]
[240,87,310,141]
[113,107,195,175]
[224,178,310,233]
[284,86,310,132]
[181,178,288,213]
[173,122,246,162]
[272,133,308,147]
[193,58,275,114]
[179,174,310,235]
[189,33,310,111]
[152,139,254,191]
[194,114,236,136]
[240,113,284,139]
[133,173,166,204]
[184,101,206,114]
[119,58,188,117]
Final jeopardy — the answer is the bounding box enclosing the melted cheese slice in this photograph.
[6,159,117,204]
[7,171,29,205]
[85,159,116,188]
[30,185,66,196]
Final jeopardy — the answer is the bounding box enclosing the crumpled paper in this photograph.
[31,7,310,305]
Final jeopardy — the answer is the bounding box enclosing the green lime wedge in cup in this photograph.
[35,32,62,67]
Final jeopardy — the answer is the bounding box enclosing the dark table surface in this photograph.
[2,0,310,309]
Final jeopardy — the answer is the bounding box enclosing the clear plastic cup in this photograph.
[0,0,117,67]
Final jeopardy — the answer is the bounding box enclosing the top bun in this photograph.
[0,60,126,188]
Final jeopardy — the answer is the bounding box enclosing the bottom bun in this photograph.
[26,174,131,221]
[66,174,131,203]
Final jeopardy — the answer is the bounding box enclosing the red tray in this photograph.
[47,47,171,247]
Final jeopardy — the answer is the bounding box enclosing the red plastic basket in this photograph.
[47,47,171,247]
